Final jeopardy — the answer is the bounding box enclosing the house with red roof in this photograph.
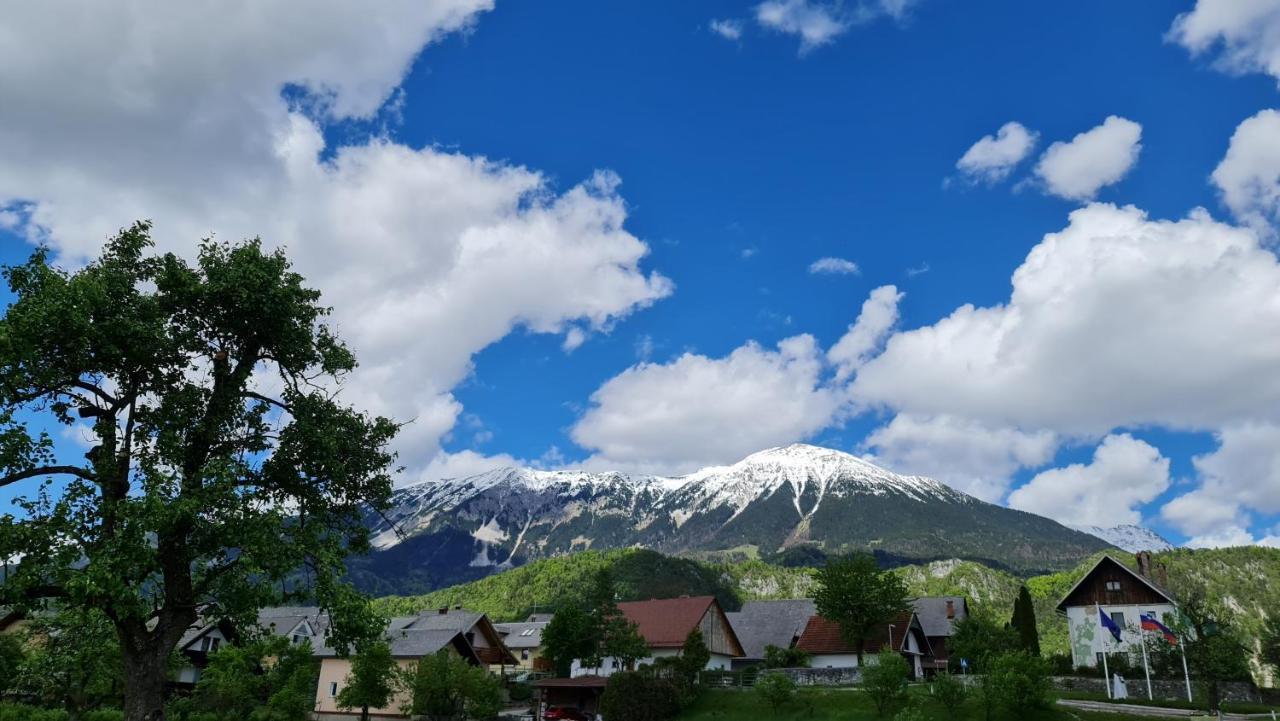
[794,610,933,679]
[569,595,745,677]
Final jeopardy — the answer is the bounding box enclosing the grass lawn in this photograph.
[677,688,1187,721]
[1055,689,1279,715]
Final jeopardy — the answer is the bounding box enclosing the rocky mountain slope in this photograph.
[1074,524,1174,552]
[348,444,1110,594]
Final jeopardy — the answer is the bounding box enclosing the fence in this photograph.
[701,667,863,689]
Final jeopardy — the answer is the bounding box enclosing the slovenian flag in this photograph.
[1141,614,1178,645]
[1099,608,1123,642]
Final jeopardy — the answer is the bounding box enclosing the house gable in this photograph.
[1056,555,1176,611]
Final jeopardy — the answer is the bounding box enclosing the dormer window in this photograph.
[199,636,221,652]
[1105,581,1121,592]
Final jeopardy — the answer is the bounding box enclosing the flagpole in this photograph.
[1139,621,1152,700]
[1098,604,1112,699]
[1179,634,1192,702]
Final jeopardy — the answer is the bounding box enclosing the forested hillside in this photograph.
[371,546,1280,680]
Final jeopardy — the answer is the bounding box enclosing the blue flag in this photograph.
[1099,608,1123,642]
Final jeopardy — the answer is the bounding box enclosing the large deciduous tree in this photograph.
[0,223,398,720]
[813,553,909,665]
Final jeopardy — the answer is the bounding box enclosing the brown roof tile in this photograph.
[616,596,716,649]
[794,611,916,655]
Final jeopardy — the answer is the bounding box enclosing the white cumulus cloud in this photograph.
[755,0,850,53]
[956,121,1038,184]
[1211,108,1280,233]
[0,1,672,475]
[1034,116,1142,200]
[710,18,745,41]
[1007,434,1171,528]
[809,257,861,275]
[571,335,841,475]
[828,285,903,381]
[1169,0,1280,85]
[863,414,1058,502]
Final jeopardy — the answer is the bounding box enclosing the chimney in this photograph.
[1137,551,1151,579]
[945,600,954,619]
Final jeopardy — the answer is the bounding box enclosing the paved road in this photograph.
[1057,698,1278,720]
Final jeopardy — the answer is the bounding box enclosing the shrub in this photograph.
[81,711,125,721]
[507,682,533,702]
[0,703,69,721]
[763,644,811,669]
[891,702,927,721]
[600,672,681,721]
[861,651,910,718]
[754,673,796,713]
[929,673,968,720]
[988,652,1050,715]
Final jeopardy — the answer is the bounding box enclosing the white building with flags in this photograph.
[1056,553,1179,669]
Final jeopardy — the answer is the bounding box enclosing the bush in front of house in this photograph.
[753,672,795,713]
[762,644,811,669]
[861,651,910,718]
[507,682,533,702]
[974,651,1050,721]
[929,672,968,720]
[0,702,69,721]
[600,671,682,721]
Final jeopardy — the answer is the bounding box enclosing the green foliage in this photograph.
[1260,613,1280,675]
[0,632,24,693]
[1174,593,1252,711]
[861,651,910,718]
[0,225,397,717]
[763,644,811,669]
[986,652,1050,714]
[754,672,796,713]
[336,642,400,720]
[16,609,122,718]
[541,604,594,677]
[600,672,681,721]
[0,702,70,721]
[192,637,319,721]
[405,649,501,721]
[1009,586,1040,656]
[814,554,910,665]
[945,617,1018,673]
[929,673,968,720]
[678,629,712,683]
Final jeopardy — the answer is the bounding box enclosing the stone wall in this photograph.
[1050,675,1264,704]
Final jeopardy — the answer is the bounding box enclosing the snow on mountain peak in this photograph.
[1074,523,1175,553]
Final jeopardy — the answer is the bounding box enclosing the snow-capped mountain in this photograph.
[1075,524,1175,553]
[348,444,1111,595]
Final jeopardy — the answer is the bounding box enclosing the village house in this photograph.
[794,610,933,678]
[313,606,512,719]
[724,599,816,670]
[568,595,745,677]
[1058,552,1179,669]
[911,596,968,673]
[494,614,551,673]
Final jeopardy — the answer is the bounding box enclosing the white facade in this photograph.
[1065,602,1178,668]
[808,635,923,677]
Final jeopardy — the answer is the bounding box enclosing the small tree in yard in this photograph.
[600,672,681,721]
[929,673,968,720]
[337,642,400,721]
[405,649,501,721]
[17,608,123,720]
[814,553,909,666]
[190,636,318,721]
[987,651,1049,716]
[677,628,711,684]
[861,650,910,718]
[754,672,795,713]
[541,604,595,677]
[1009,586,1040,656]
[947,617,1019,671]
[0,224,397,721]
[762,644,810,669]
[604,615,650,673]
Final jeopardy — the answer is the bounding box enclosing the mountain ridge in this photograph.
[349,444,1113,594]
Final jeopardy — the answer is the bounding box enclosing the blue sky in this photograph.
[4,0,1280,548]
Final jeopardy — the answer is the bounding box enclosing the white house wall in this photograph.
[1065,602,1178,667]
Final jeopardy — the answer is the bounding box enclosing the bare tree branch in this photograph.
[0,465,96,488]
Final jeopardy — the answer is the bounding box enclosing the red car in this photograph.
[543,706,590,721]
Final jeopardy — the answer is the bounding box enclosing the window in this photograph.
[520,628,535,637]
[329,682,338,698]
[199,636,221,652]
[1105,580,1121,592]
[292,634,308,645]
[521,650,529,660]
[1111,612,1126,628]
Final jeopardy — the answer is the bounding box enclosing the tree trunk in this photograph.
[122,648,169,721]
[360,705,370,721]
